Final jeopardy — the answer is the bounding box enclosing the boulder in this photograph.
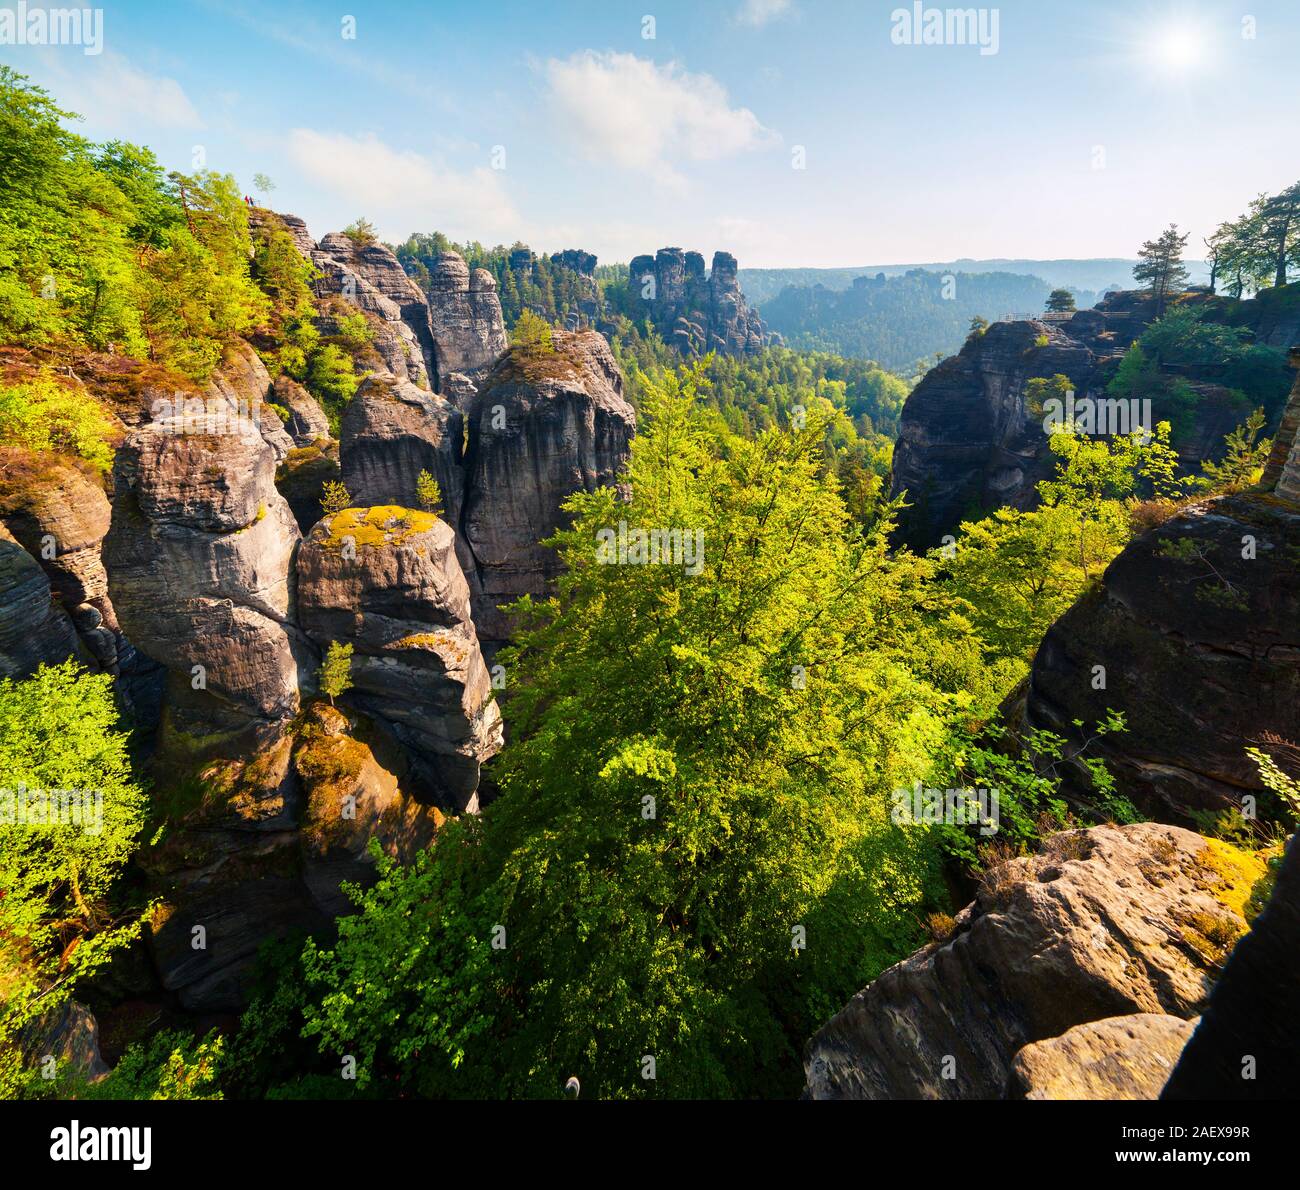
[296,507,502,810]
[1010,1014,1197,1100]
[460,329,636,647]
[803,823,1266,1099]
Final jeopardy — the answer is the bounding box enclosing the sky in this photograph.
[2,0,1297,267]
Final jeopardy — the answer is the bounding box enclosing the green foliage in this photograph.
[319,479,351,517]
[73,1030,225,1100]
[415,469,442,515]
[301,362,954,1098]
[318,641,354,705]
[305,343,360,412]
[0,374,116,472]
[1246,747,1300,822]
[1196,409,1271,493]
[342,218,377,246]
[1045,288,1076,312]
[510,308,555,355]
[0,661,148,1097]
[1134,224,1190,313]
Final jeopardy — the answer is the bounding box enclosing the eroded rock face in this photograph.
[339,373,464,528]
[1024,494,1300,820]
[296,507,502,810]
[425,252,508,389]
[0,524,81,677]
[205,340,294,463]
[803,823,1261,1100]
[104,411,310,730]
[1010,1014,1197,1100]
[460,330,636,647]
[628,247,768,357]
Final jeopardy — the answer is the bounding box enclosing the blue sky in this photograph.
[3,0,1297,266]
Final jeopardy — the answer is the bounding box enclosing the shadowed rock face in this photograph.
[0,524,81,677]
[425,252,508,388]
[889,318,1100,552]
[1164,833,1300,1100]
[271,374,330,446]
[103,409,312,730]
[296,508,502,811]
[459,329,636,647]
[340,373,465,531]
[803,823,1258,1100]
[1023,493,1300,820]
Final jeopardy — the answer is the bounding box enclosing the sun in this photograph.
[1150,25,1207,72]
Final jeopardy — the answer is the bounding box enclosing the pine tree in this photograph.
[1134,225,1190,315]
[318,641,354,705]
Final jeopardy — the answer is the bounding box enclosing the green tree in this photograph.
[301,362,952,1099]
[510,308,554,354]
[342,218,377,246]
[1134,224,1190,315]
[415,469,442,515]
[1045,288,1076,312]
[0,662,148,1097]
[318,641,354,706]
[319,480,351,516]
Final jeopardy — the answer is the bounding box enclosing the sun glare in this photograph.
[1150,25,1207,73]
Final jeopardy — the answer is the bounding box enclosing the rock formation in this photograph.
[891,290,1298,551]
[296,507,503,811]
[0,524,81,677]
[103,402,311,734]
[803,822,1265,1099]
[458,329,636,647]
[890,318,1097,550]
[424,252,508,390]
[339,373,465,529]
[628,248,768,357]
[270,374,331,446]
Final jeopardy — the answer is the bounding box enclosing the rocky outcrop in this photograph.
[1023,493,1300,820]
[312,232,439,390]
[890,318,1102,551]
[1010,1013,1197,1100]
[103,406,311,734]
[0,523,81,677]
[803,823,1265,1099]
[424,252,508,389]
[339,373,464,529]
[296,507,502,811]
[628,248,768,357]
[141,706,444,1011]
[1261,348,1300,501]
[459,330,636,647]
[204,339,294,463]
[276,438,340,535]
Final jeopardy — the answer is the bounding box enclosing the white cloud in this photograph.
[735,0,794,29]
[286,129,518,243]
[542,51,777,185]
[36,50,203,131]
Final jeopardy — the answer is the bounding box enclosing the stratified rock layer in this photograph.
[628,248,768,357]
[425,252,508,387]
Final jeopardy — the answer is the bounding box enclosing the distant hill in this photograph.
[740,259,1211,306]
[757,268,1109,372]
